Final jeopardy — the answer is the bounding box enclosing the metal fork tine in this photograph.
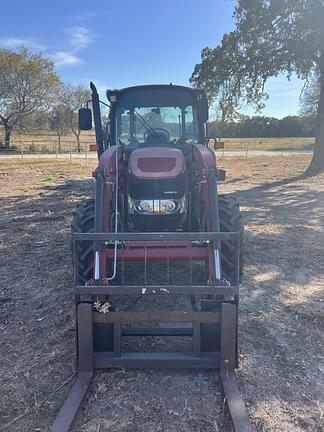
[122,248,125,286]
[189,245,192,286]
[236,235,240,288]
[167,239,170,286]
[73,236,77,285]
[144,240,147,286]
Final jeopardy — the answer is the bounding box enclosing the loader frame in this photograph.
[52,231,252,432]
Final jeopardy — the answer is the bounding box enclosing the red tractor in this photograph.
[52,83,250,432]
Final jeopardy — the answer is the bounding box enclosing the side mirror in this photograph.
[78,108,92,130]
[207,137,224,150]
[197,91,209,123]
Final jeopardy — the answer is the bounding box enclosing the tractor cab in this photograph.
[106,84,208,150]
[78,83,209,153]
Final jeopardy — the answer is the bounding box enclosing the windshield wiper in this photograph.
[133,109,155,135]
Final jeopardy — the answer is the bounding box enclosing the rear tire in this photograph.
[71,199,95,284]
[219,195,244,284]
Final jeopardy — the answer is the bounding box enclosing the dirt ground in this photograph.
[0,155,323,432]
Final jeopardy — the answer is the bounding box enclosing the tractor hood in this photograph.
[128,147,185,180]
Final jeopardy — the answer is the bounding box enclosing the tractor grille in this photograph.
[128,174,186,199]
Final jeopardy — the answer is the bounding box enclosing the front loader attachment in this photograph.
[52,231,251,432]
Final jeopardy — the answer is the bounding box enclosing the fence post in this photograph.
[85,142,88,167]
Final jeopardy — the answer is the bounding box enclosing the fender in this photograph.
[96,146,124,179]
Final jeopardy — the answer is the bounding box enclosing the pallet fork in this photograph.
[52,232,252,432]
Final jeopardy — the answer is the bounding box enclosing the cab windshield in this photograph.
[117,105,199,147]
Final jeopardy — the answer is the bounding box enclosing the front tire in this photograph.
[72,200,114,351]
[71,199,95,284]
[219,194,244,284]
[200,195,243,355]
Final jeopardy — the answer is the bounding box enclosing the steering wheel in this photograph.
[144,128,170,143]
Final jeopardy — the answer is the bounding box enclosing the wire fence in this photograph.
[0,134,314,165]
[220,136,314,152]
[0,133,97,165]
[7,132,96,152]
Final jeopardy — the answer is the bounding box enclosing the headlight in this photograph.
[135,200,154,214]
[129,197,186,215]
[159,200,177,213]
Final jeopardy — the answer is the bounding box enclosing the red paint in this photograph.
[192,144,216,171]
[191,144,217,283]
[104,241,211,262]
[89,144,98,152]
[97,146,124,179]
[95,146,125,279]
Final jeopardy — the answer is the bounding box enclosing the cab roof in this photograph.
[106,84,205,108]
[107,83,200,95]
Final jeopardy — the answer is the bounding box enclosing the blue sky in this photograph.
[0,0,304,118]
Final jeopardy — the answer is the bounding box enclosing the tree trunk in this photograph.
[71,127,81,152]
[3,123,12,148]
[71,111,81,153]
[57,133,61,152]
[306,60,324,175]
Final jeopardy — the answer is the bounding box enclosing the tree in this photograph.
[59,83,90,152]
[208,114,315,138]
[0,47,59,148]
[48,105,71,152]
[191,0,324,174]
